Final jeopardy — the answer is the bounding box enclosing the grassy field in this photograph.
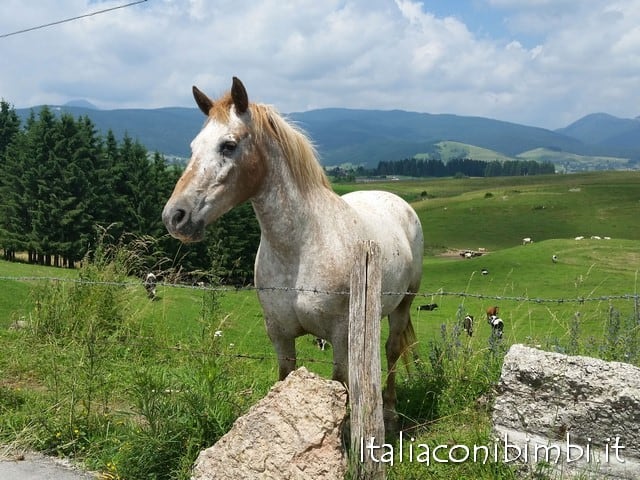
[1,170,640,479]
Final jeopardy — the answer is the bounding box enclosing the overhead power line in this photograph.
[0,0,148,39]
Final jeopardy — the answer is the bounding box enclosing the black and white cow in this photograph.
[417,303,438,311]
[144,272,157,300]
[463,314,474,337]
[488,314,504,338]
[314,337,330,351]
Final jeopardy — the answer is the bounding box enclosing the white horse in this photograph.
[162,77,424,419]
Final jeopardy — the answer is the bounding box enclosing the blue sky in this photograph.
[1,0,639,129]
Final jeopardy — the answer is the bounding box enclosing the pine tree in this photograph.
[0,100,22,259]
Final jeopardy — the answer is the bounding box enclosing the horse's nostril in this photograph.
[172,208,187,227]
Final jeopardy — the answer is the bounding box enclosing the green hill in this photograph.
[334,170,640,252]
[410,142,634,173]
[415,141,514,163]
[516,147,632,172]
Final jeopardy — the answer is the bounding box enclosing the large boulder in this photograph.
[192,367,348,480]
[493,344,640,479]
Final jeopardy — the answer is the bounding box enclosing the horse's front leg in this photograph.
[267,331,297,380]
[330,331,349,384]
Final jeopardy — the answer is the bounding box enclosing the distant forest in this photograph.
[375,156,556,177]
[0,100,259,285]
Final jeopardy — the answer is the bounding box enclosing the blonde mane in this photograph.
[251,103,331,192]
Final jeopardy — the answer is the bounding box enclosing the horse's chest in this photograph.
[255,241,351,333]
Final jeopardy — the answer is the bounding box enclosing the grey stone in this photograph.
[493,344,640,479]
[191,367,348,480]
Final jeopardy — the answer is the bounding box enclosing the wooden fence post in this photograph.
[349,240,385,479]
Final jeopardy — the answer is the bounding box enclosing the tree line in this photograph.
[0,100,554,283]
[375,156,555,177]
[0,100,259,284]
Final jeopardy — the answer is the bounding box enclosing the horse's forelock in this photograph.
[204,90,329,192]
[208,92,234,122]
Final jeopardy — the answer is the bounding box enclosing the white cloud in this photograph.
[1,0,639,128]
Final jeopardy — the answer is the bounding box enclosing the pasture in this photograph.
[1,170,640,479]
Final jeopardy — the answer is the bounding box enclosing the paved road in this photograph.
[0,450,96,479]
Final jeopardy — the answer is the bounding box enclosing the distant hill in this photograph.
[555,113,640,153]
[287,108,585,166]
[16,105,203,158]
[15,104,640,170]
[64,99,98,109]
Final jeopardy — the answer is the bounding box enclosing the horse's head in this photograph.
[162,77,266,242]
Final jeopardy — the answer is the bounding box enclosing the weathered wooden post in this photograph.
[349,240,385,479]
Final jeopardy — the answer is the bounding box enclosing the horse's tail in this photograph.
[400,318,418,374]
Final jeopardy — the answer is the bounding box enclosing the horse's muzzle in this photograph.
[162,202,205,243]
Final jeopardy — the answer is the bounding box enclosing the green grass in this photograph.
[2,171,640,479]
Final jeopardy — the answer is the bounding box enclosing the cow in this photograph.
[552,254,558,263]
[417,303,438,311]
[313,337,330,351]
[522,237,533,245]
[488,315,504,339]
[463,315,474,337]
[143,272,157,300]
[486,305,499,319]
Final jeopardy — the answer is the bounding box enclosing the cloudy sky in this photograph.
[1,0,639,129]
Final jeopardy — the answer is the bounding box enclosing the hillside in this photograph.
[15,105,640,169]
[556,112,640,151]
[17,105,203,158]
[288,108,584,166]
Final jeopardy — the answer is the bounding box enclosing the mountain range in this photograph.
[15,104,640,171]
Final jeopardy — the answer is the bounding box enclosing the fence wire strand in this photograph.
[1,275,639,304]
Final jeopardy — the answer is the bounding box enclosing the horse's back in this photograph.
[342,190,423,291]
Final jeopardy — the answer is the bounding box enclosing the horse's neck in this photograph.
[250,160,339,255]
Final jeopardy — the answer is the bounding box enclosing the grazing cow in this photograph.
[417,303,438,311]
[144,272,157,300]
[522,237,533,245]
[552,254,558,263]
[591,235,601,240]
[481,268,489,275]
[463,315,474,337]
[486,305,499,319]
[574,236,584,241]
[314,337,330,351]
[488,315,504,338]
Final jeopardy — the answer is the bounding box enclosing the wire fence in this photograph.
[2,275,640,304]
[2,274,640,376]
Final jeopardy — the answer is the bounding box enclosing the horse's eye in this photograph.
[220,140,237,156]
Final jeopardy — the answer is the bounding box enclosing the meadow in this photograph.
[1,170,639,479]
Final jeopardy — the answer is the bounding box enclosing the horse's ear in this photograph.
[193,86,213,116]
[231,77,249,114]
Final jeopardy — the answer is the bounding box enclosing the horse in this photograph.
[162,77,424,423]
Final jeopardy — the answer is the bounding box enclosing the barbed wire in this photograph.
[1,275,639,304]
